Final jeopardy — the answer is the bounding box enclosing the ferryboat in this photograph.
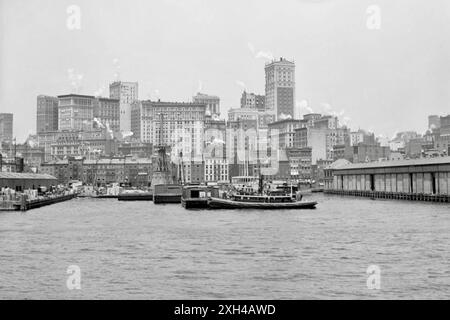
[181,185,210,209]
[207,193,317,210]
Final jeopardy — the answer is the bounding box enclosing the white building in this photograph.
[57,94,95,131]
[109,81,138,132]
[131,100,206,161]
[204,158,229,183]
[227,108,259,121]
[350,131,364,146]
[193,93,220,117]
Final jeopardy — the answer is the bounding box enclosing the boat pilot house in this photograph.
[324,157,450,202]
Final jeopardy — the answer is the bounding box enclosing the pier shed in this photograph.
[0,172,58,192]
[325,157,450,201]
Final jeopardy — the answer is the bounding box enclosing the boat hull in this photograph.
[98,194,119,199]
[207,197,317,209]
[181,198,209,209]
[153,194,181,204]
[118,193,153,201]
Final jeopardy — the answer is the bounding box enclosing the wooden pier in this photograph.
[324,157,450,203]
[0,193,77,211]
[325,189,450,203]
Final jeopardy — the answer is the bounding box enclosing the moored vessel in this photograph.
[207,194,317,210]
[153,184,182,204]
[181,185,210,209]
[118,190,153,201]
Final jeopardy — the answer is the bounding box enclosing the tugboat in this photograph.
[207,194,317,209]
[207,175,317,210]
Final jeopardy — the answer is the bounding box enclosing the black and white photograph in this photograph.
[0,0,449,308]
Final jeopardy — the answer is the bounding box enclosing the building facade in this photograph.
[131,101,206,161]
[109,81,138,132]
[265,57,295,119]
[37,95,59,133]
[0,113,13,143]
[268,119,305,149]
[193,93,220,117]
[240,91,265,111]
[58,94,95,131]
[50,129,117,160]
[93,97,120,133]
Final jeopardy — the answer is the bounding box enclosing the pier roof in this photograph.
[0,172,57,180]
[335,156,450,171]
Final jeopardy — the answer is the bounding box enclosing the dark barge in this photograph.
[153,184,182,204]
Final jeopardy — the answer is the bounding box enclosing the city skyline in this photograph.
[1,0,450,142]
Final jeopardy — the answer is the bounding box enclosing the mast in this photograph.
[158,112,163,148]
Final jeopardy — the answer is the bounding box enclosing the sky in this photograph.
[1,0,450,142]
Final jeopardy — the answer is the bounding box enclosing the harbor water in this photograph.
[0,194,449,299]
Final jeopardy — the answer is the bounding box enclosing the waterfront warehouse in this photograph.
[0,172,57,192]
[324,157,450,201]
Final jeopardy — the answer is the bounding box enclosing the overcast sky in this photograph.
[1,0,449,141]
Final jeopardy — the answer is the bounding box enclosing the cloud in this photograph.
[152,89,161,100]
[121,131,134,139]
[296,99,313,113]
[321,102,345,117]
[94,85,106,96]
[235,80,247,91]
[26,136,38,148]
[67,68,83,93]
[112,58,121,80]
[247,42,274,61]
[211,138,225,145]
[255,51,274,60]
[247,43,255,54]
[93,118,105,129]
[105,123,114,139]
[279,113,292,120]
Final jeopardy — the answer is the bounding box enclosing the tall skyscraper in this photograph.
[37,95,59,133]
[193,93,220,117]
[57,94,95,131]
[109,81,138,132]
[265,57,295,120]
[0,113,13,143]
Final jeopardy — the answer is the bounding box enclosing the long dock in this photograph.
[325,189,450,203]
[0,193,77,211]
[20,193,77,211]
[324,157,450,203]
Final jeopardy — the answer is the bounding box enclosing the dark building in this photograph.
[0,113,13,143]
[37,95,59,133]
[441,115,450,129]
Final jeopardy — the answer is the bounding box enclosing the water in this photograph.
[0,194,449,299]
